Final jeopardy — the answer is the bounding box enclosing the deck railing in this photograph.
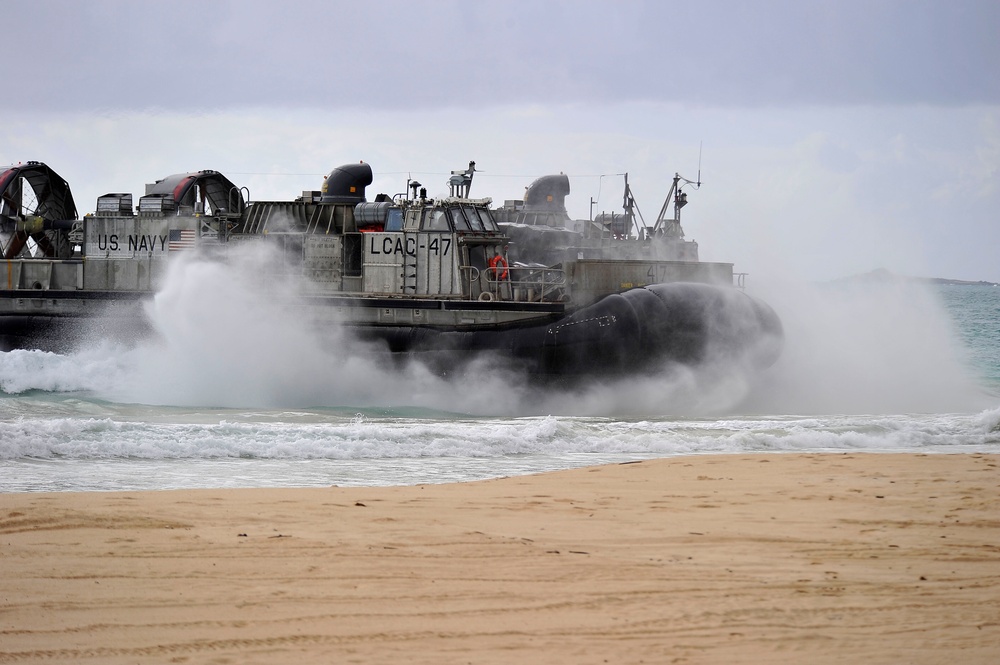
[482,266,566,303]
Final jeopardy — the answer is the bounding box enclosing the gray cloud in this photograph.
[9,0,998,112]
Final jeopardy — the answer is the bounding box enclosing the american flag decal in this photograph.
[168,229,196,251]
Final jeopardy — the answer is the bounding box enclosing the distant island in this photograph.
[835,268,999,287]
[923,277,1000,287]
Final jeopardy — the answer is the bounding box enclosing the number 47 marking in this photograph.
[427,237,452,256]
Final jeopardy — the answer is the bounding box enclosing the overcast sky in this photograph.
[3,0,998,282]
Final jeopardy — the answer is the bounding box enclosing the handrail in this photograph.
[483,265,566,303]
[459,265,481,299]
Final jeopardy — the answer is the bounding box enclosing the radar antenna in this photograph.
[448,161,477,198]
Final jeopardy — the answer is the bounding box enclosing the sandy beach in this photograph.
[2,452,998,664]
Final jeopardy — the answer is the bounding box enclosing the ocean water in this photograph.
[2,265,999,492]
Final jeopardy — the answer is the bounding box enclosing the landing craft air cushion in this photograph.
[0,160,782,380]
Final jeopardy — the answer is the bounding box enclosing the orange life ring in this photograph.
[488,254,509,280]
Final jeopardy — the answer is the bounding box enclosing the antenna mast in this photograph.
[651,145,703,237]
[697,141,702,187]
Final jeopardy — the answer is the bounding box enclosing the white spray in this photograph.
[737,277,993,414]
[1,246,991,416]
[90,244,525,412]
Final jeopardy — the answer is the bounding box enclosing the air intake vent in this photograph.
[320,162,373,204]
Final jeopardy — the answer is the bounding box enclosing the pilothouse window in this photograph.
[462,205,485,232]
[480,208,499,232]
[449,207,471,232]
[385,208,403,232]
[422,209,450,231]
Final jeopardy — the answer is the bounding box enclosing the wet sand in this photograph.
[2,453,999,664]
